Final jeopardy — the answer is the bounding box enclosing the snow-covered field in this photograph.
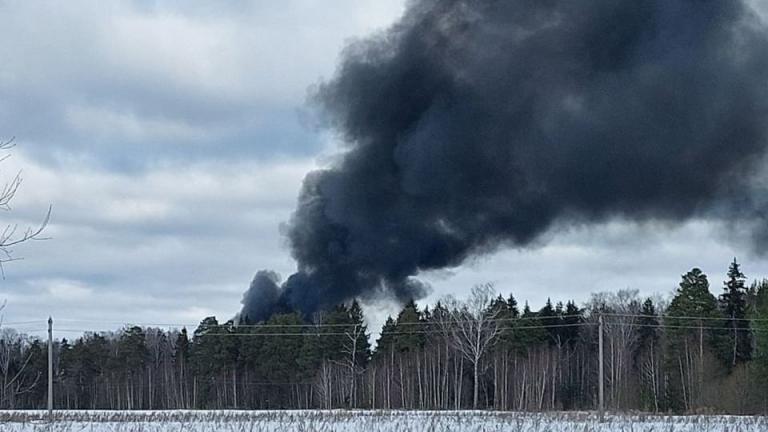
[0,410,765,431]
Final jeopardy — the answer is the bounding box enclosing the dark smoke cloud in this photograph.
[240,0,768,322]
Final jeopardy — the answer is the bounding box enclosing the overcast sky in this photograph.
[1,1,767,336]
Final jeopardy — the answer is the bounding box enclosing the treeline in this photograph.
[1,259,768,413]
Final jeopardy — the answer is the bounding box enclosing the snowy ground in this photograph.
[0,410,766,431]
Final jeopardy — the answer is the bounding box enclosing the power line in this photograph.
[49,311,768,330]
[13,313,768,339]
[603,312,768,323]
[1,320,47,326]
[52,322,595,337]
[53,314,587,329]
[607,321,768,332]
[53,320,768,337]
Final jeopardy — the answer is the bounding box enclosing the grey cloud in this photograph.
[0,1,405,170]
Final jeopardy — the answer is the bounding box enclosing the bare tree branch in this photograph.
[0,138,52,277]
[439,283,501,408]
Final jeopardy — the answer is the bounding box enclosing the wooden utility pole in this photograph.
[598,313,604,422]
[48,316,53,421]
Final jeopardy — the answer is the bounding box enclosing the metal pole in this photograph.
[598,313,604,422]
[48,316,53,422]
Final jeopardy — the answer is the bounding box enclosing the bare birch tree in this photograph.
[440,283,501,409]
[342,323,365,407]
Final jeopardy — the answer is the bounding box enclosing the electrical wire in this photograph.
[53,314,588,329]
[51,322,595,337]
[11,312,768,338]
[602,312,768,323]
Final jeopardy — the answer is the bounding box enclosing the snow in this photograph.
[0,410,765,431]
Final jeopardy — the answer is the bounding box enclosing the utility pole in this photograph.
[598,313,604,423]
[47,316,53,422]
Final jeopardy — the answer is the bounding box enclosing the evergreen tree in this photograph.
[190,317,222,407]
[560,301,583,347]
[665,268,725,411]
[637,298,659,352]
[347,300,371,368]
[750,279,768,364]
[257,313,305,396]
[218,320,241,386]
[113,326,148,409]
[507,294,520,318]
[320,304,354,362]
[719,258,752,365]
[491,295,514,352]
[173,328,191,408]
[492,294,532,353]
[489,294,508,318]
[394,300,424,353]
[117,326,148,376]
[373,316,398,360]
[426,300,451,347]
[238,322,265,375]
[174,328,190,367]
[506,301,547,353]
[750,279,768,403]
[56,338,72,403]
[538,298,562,345]
[191,317,222,372]
[667,269,721,325]
[636,298,660,411]
[296,319,324,381]
[25,339,48,408]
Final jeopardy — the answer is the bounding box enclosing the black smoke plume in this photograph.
[241,0,768,322]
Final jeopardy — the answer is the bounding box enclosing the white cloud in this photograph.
[420,219,765,312]
[0,150,313,331]
[40,279,93,301]
[65,104,214,142]
[0,0,407,165]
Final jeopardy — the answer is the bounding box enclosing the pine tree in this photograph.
[667,269,721,325]
[190,317,222,408]
[116,326,148,409]
[394,300,424,353]
[56,338,73,407]
[493,294,531,353]
[491,295,513,350]
[295,331,320,377]
[347,300,371,368]
[507,301,547,353]
[257,312,306,408]
[320,304,354,362]
[750,279,768,398]
[341,300,370,407]
[173,328,191,408]
[25,340,48,408]
[373,316,398,360]
[637,298,659,352]
[489,294,508,317]
[507,294,520,318]
[538,298,562,345]
[719,258,752,366]
[636,298,660,412]
[665,268,724,411]
[561,301,583,347]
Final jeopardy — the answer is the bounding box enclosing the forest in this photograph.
[0,259,767,414]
